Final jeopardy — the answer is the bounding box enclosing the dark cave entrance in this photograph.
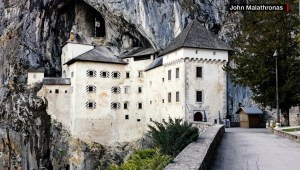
[75,0,106,38]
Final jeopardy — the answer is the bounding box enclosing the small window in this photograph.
[111,71,121,78]
[111,86,121,94]
[162,99,164,103]
[86,101,96,109]
[138,71,143,78]
[168,70,171,80]
[55,89,59,94]
[213,51,216,55]
[125,115,129,119]
[196,91,203,103]
[124,102,128,109]
[126,59,129,62]
[176,68,179,79]
[65,90,68,93]
[49,90,52,93]
[196,67,202,78]
[124,86,130,94]
[162,78,164,82]
[100,71,109,78]
[33,74,36,79]
[150,81,152,85]
[176,91,179,102]
[71,72,74,78]
[168,92,171,103]
[126,72,130,78]
[138,87,142,93]
[150,101,152,104]
[137,119,141,122]
[86,85,96,93]
[196,50,198,54]
[150,118,152,121]
[138,103,142,109]
[111,102,121,109]
[87,70,96,77]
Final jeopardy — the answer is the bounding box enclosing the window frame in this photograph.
[138,102,143,109]
[176,91,179,102]
[196,67,202,78]
[168,70,171,80]
[168,92,171,103]
[196,90,203,103]
[176,67,179,79]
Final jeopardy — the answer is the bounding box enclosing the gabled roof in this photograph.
[160,20,232,56]
[121,47,157,59]
[64,46,126,65]
[236,107,264,115]
[145,57,163,71]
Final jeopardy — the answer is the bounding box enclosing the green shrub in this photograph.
[109,149,172,170]
[148,117,199,157]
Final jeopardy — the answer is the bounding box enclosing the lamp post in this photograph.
[273,50,280,126]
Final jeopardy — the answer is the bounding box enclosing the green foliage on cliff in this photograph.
[109,149,172,170]
[225,0,300,125]
[148,117,199,157]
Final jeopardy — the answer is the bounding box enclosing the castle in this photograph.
[28,21,231,145]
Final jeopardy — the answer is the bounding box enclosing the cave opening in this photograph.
[75,0,106,39]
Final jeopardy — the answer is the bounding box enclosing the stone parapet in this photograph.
[164,125,224,170]
[271,128,300,143]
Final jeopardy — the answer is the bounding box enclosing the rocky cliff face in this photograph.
[0,0,252,168]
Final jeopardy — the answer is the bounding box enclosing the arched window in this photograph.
[194,112,203,122]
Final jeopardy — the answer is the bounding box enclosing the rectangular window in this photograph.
[86,101,96,109]
[176,91,179,102]
[55,89,59,94]
[124,102,128,109]
[196,91,203,102]
[196,67,202,78]
[126,72,130,78]
[162,99,164,103]
[125,115,129,119]
[102,72,107,77]
[124,86,130,94]
[111,102,121,109]
[176,68,179,79]
[168,92,171,103]
[162,78,164,82]
[168,70,171,80]
[138,71,143,78]
[138,87,142,93]
[71,72,74,78]
[87,70,96,77]
[138,103,142,109]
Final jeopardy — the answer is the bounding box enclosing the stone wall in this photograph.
[164,125,224,170]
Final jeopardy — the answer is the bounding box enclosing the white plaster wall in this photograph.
[163,48,228,64]
[27,72,44,85]
[37,85,71,130]
[185,60,227,123]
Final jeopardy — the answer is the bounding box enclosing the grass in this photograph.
[282,128,300,132]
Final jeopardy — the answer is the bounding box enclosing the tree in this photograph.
[148,118,199,157]
[225,0,300,126]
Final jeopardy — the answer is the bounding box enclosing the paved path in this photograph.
[211,128,300,170]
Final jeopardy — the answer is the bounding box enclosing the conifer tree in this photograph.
[225,1,300,126]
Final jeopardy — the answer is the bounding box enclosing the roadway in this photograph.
[210,128,300,170]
